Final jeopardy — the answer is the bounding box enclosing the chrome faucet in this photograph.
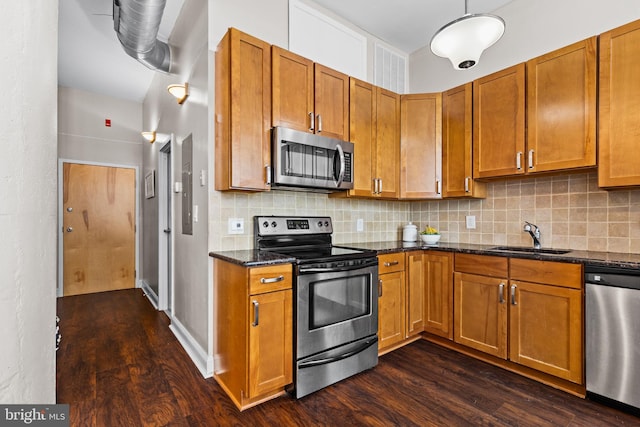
[523,221,541,249]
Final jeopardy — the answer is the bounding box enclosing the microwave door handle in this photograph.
[334,144,346,187]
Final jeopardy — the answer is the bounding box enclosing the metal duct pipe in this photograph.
[113,0,172,73]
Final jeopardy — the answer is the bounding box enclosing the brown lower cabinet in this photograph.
[214,260,293,410]
[377,252,406,352]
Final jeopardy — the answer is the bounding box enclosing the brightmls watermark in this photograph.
[0,405,69,426]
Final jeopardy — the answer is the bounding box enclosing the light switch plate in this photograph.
[356,218,364,232]
[228,218,244,234]
[466,215,476,229]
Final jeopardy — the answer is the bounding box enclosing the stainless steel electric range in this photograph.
[255,216,379,398]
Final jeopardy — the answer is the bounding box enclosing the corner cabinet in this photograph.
[598,20,640,188]
[215,28,272,192]
[214,260,293,410]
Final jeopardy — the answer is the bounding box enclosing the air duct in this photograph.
[113,0,172,73]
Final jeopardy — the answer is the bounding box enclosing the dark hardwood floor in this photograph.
[57,289,639,426]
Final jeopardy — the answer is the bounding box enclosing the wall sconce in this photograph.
[167,82,189,104]
[141,131,156,144]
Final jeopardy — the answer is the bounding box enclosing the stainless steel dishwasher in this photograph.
[585,264,640,414]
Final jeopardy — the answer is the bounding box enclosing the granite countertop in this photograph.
[210,241,640,270]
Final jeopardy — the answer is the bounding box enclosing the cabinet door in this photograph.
[271,46,314,133]
[443,83,486,198]
[215,28,271,191]
[314,63,349,140]
[599,20,640,188]
[508,281,583,384]
[375,87,401,199]
[473,64,526,179]
[348,78,376,197]
[423,252,453,339]
[527,37,597,173]
[378,271,405,351]
[405,251,425,337]
[248,290,293,398]
[400,93,442,199]
[454,272,508,359]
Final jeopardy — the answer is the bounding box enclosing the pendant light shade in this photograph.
[430,1,505,70]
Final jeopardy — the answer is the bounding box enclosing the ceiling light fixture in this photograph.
[141,131,156,144]
[430,0,505,70]
[167,82,189,104]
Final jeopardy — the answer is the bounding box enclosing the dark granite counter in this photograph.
[211,241,640,270]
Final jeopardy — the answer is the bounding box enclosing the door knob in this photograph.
[66,227,73,232]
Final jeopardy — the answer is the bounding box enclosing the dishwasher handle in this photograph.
[585,271,640,291]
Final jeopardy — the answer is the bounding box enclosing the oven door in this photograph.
[296,258,378,359]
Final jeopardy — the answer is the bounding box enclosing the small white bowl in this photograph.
[420,234,441,245]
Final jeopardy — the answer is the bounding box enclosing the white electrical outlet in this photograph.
[466,215,476,229]
[356,218,364,232]
[228,218,244,234]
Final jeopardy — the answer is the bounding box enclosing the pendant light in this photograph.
[430,0,505,70]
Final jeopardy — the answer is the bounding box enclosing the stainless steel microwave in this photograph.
[271,127,354,192]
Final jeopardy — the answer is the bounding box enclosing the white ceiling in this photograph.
[57,0,513,103]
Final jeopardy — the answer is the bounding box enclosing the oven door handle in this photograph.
[298,337,378,369]
[298,259,378,274]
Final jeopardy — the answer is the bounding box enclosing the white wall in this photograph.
[0,1,58,403]
[410,0,640,92]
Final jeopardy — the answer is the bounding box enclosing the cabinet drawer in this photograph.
[249,264,292,295]
[378,253,405,274]
[455,253,508,278]
[509,258,582,289]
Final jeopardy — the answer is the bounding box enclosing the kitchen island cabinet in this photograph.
[214,259,292,410]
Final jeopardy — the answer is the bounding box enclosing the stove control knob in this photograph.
[324,221,329,227]
[271,221,277,228]
[317,221,323,227]
[263,221,269,228]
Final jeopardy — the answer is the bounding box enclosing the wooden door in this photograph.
[423,252,453,339]
[405,251,425,337]
[375,87,400,199]
[378,271,405,351]
[473,64,526,179]
[443,84,486,198]
[454,272,508,359]
[508,281,583,384]
[400,93,442,199]
[314,63,349,140]
[271,46,314,133]
[348,78,376,197]
[599,19,640,188]
[62,163,135,296]
[248,289,293,398]
[527,37,597,173]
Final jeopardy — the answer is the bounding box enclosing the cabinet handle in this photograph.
[464,177,470,193]
[265,165,272,185]
[260,275,284,284]
[384,261,399,267]
[378,279,383,297]
[511,284,517,305]
[516,152,523,170]
[317,114,322,133]
[499,283,505,304]
[379,179,383,194]
[436,179,442,195]
[528,149,535,169]
[252,300,259,326]
[309,112,315,132]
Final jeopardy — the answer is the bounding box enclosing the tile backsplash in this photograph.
[210,171,640,254]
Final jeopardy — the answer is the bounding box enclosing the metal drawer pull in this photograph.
[383,261,399,267]
[252,300,259,326]
[309,112,315,132]
[516,152,523,170]
[528,149,534,169]
[378,279,383,297]
[317,114,322,133]
[464,177,470,193]
[265,165,272,185]
[260,275,285,284]
[511,284,517,305]
[499,283,505,304]
[436,179,442,195]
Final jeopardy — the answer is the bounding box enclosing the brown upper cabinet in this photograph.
[272,46,349,140]
[215,28,272,192]
[598,20,640,188]
[526,37,597,173]
[442,83,486,198]
[400,93,443,199]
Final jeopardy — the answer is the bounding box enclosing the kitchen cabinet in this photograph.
[526,37,597,173]
[400,93,443,199]
[422,251,454,340]
[405,251,425,336]
[473,64,526,179]
[454,254,583,385]
[377,252,405,352]
[272,46,349,140]
[598,19,640,188]
[215,28,272,192]
[214,260,293,410]
[442,83,486,198]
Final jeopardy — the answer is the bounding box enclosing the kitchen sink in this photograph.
[489,246,572,255]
